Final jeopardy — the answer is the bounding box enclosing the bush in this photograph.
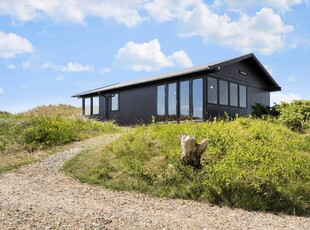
[276,100,310,132]
[251,103,279,118]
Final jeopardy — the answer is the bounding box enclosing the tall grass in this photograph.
[0,113,118,153]
[0,105,119,174]
[64,118,310,216]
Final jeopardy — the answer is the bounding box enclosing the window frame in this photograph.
[229,82,238,107]
[92,96,100,115]
[192,77,203,120]
[239,84,247,108]
[207,76,218,104]
[84,97,91,116]
[157,85,166,116]
[219,80,228,106]
[111,93,119,112]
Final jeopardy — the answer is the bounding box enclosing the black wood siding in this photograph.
[82,59,274,125]
[109,85,157,125]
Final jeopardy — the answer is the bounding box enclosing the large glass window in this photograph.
[230,83,238,106]
[92,96,99,115]
[239,85,247,108]
[219,80,228,105]
[193,78,203,119]
[180,81,190,120]
[157,85,165,116]
[168,83,177,120]
[208,77,217,104]
[84,98,91,115]
[111,93,119,111]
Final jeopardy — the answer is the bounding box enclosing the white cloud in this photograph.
[178,6,293,55]
[144,0,201,22]
[287,76,297,82]
[0,0,143,27]
[0,31,33,58]
[0,87,3,94]
[115,39,193,72]
[60,62,94,72]
[56,76,64,81]
[41,62,54,69]
[22,60,32,70]
[218,0,305,12]
[271,92,301,104]
[100,67,111,75]
[41,61,94,72]
[6,64,16,70]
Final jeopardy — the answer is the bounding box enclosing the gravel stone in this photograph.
[0,143,309,229]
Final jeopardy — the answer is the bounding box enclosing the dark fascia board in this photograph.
[72,53,281,98]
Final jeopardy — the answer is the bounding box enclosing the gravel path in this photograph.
[0,135,309,229]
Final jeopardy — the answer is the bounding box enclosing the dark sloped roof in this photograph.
[72,53,280,97]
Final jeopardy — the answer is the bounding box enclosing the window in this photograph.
[180,81,190,120]
[168,83,177,120]
[92,96,99,115]
[193,78,203,119]
[157,85,165,116]
[219,80,228,105]
[208,77,217,104]
[111,93,119,111]
[230,83,238,106]
[84,98,91,115]
[239,85,247,108]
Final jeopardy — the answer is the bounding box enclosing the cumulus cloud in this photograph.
[41,62,94,72]
[60,62,94,72]
[217,0,305,12]
[115,39,193,72]
[0,0,143,27]
[0,1,298,55]
[6,64,16,70]
[178,6,293,55]
[144,0,201,22]
[271,92,301,104]
[0,87,4,94]
[0,31,33,58]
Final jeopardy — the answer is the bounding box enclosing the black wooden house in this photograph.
[72,53,281,125]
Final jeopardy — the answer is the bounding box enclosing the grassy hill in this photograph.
[0,104,119,174]
[24,104,82,117]
[64,117,310,216]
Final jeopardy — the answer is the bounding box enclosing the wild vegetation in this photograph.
[64,100,310,216]
[0,104,119,173]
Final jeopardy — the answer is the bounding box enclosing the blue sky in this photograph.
[0,0,309,113]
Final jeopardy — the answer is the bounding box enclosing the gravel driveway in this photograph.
[0,135,309,229]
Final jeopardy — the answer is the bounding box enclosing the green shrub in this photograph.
[251,103,279,118]
[276,100,310,132]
